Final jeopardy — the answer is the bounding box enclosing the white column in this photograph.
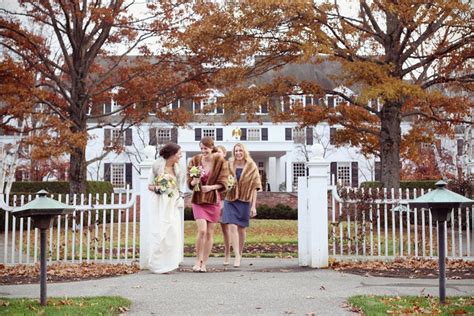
[139,146,155,269]
[275,157,281,192]
[306,144,330,268]
[285,152,292,192]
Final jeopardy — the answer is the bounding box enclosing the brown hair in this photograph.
[200,136,215,151]
[216,145,227,156]
[159,143,181,159]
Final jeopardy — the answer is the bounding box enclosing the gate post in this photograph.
[138,146,155,269]
[306,144,330,268]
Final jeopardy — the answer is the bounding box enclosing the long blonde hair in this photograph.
[232,143,254,164]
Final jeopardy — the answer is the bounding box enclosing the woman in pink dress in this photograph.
[187,137,228,272]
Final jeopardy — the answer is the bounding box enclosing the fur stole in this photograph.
[187,153,228,204]
[225,159,262,202]
[149,157,185,190]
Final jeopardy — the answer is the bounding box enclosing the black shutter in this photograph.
[125,129,132,146]
[195,128,202,141]
[149,128,157,145]
[306,127,313,145]
[125,163,133,189]
[330,127,336,145]
[327,96,335,108]
[330,162,337,185]
[261,128,268,141]
[216,128,223,141]
[171,127,178,143]
[351,161,358,188]
[285,128,292,141]
[104,163,111,182]
[104,129,111,147]
[457,139,464,156]
[305,95,312,106]
[172,99,179,110]
[374,161,381,182]
[240,128,247,141]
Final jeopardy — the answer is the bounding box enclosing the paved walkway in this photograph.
[1,258,473,315]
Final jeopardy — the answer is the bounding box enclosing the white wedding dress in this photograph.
[148,158,185,274]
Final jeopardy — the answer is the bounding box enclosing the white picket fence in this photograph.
[0,189,138,264]
[328,186,473,259]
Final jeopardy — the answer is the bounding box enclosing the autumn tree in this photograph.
[181,0,473,188]
[0,0,209,194]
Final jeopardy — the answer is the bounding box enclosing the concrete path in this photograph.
[1,258,473,315]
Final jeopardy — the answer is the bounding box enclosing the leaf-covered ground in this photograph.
[330,257,474,279]
[0,262,140,285]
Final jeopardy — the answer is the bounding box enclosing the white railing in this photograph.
[328,186,473,259]
[0,189,138,264]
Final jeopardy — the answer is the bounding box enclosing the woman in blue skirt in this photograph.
[221,143,261,267]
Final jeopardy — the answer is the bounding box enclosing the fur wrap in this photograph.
[149,157,185,190]
[187,153,228,204]
[225,159,262,202]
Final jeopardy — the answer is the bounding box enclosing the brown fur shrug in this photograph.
[187,153,228,205]
[225,159,262,202]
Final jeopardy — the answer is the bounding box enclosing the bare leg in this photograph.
[221,223,230,265]
[238,226,246,256]
[201,222,216,271]
[229,224,241,267]
[194,219,207,270]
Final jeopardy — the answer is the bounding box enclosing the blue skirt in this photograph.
[221,200,251,227]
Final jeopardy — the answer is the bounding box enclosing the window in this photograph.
[337,162,351,186]
[157,128,171,144]
[292,128,305,143]
[247,128,261,141]
[111,164,125,189]
[104,129,132,147]
[202,128,215,139]
[194,97,223,115]
[293,162,307,190]
[257,103,268,114]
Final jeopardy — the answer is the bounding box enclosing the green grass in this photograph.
[347,295,474,315]
[0,296,131,315]
[184,219,298,245]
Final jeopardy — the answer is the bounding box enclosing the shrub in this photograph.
[10,181,114,197]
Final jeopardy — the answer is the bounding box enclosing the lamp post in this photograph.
[409,180,473,304]
[12,190,75,306]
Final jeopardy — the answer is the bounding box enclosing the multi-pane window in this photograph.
[247,128,261,141]
[111,164,125,189]
[202,128,215,139]
[195,97,223,114]
[337,162,351,186]
[292,128,305,143]
[157,128,171,144]
[293,162,307,190]
[112,130,124,146]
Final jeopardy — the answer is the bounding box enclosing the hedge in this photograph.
[361,180,437,190]
[184,203,297,221]
[9,181,114,197]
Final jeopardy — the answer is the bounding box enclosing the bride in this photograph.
[147,143,185,273]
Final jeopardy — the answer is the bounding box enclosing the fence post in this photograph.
[139,146,155,269]
[306,144,330,268]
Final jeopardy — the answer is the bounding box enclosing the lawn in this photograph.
[0,296,131,315]
[348,295,474,315]
[16,219,298,260]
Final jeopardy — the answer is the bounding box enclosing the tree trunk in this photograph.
[69,144,87,195]
[380,102,401,189]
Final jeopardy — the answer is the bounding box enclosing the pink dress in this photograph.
[192,169,221,223]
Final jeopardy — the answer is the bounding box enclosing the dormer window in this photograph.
[193,89,224,115]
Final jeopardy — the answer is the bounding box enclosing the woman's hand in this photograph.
[250,206,257,217]
[190,178,199,186]
[201,185,213,193]
[148,185,155,192]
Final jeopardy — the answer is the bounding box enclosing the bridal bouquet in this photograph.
[226,174,236,190]
[154,173,177,198]
[189,165,204,192]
